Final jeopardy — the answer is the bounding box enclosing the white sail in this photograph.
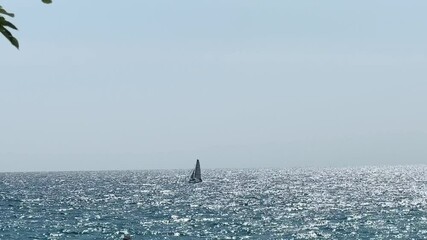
[189,159,202,183]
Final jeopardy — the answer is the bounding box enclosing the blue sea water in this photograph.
[0,165,426,239]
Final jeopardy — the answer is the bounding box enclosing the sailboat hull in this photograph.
[188,178,202,183]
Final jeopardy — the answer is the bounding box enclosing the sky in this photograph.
[1,0,426,172]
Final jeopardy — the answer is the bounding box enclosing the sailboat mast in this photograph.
[195,159,201,180]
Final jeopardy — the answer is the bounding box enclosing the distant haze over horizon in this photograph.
[1,1,426,172]
[1,154,426,173]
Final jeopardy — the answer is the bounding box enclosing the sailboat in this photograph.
[189,159,202,183]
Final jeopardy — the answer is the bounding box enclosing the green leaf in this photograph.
[0,26,19,49]
[0,17,18,30]
[1,2,51,49]
[0,7,15,17]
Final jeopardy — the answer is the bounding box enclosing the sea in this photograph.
[1,165,426,239]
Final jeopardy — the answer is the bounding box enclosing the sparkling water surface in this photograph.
[1,165,426,239]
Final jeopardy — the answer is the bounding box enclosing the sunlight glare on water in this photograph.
[0,165,426,239]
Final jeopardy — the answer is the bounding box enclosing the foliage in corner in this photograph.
[0,0,52,49]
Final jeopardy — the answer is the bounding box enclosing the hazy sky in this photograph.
[1,1,426,172]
